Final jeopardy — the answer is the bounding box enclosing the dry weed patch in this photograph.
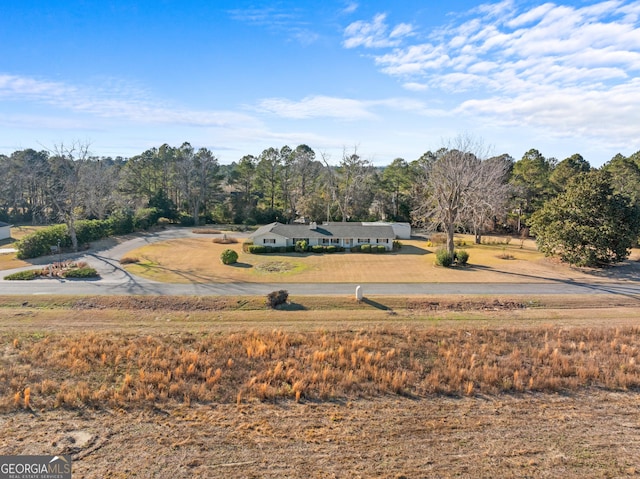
[2,325,640,411]
[212,234,238,244]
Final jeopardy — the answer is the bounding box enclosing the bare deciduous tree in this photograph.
[413,136,509,254]
[462,154,512,244]
[81,157,122,220]
[48,141,91,251]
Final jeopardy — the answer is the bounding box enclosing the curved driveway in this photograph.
[1,228,640,297]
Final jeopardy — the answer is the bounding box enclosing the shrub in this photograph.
[393,240,402,251]
[266,290,289,309]
[179,214,194,226]
[311,245,325,253]
[220,249,238,265]
[4,270,38,280]
[377,245,386,253]
[75,219,111,245]
[361,244,371,253]
[119,256,139,265]
[157,217,173,226]
[62,267,98,278]
[435,248,454,267]
[15,224,69,259]
[295,240,308,252]
[242,241,253,253]
[350,245,361,252]
[133,207,161,230]
[247,245,267,254]
[455,249,469,266]
[326,245,337,254]
[107,209,135,235]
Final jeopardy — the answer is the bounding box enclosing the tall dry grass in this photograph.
[1,326,640,411]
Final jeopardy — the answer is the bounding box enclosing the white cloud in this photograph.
[0,73,260,129]
[343,13,413,48]
[403,82,429,91]
[342,2,359,15]
[344,0,640,148]
[256,95,429,120]
[227,7,318,46]
[257,95,376,120]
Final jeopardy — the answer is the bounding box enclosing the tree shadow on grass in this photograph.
[468,263,640,302]
[577,260,640,282]
[277,302,307,311]
[395,245,432,256]
[230,262,253,269]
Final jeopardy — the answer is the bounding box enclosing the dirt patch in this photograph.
[255,261,296,273]
[72,296,238,311]
[407,298,526,311]
[1,392,639,478]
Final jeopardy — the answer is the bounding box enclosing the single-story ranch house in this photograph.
[0,221,10,241]
[250,222,402,251]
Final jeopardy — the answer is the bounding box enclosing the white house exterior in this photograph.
[250,222,396,251]
[0,222,10,241]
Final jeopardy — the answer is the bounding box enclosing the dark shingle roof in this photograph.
[251,222,395,239]
[0,221,10,227]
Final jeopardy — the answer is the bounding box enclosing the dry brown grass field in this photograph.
[1,295,640,477]
[122,234,634,285]
[0,225,42,270]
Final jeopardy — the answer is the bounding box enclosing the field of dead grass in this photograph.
[4,324,640,412]
[122,234,601,284]
[0,226,42,270]
[2,294,640,412]
[2,295,640,477]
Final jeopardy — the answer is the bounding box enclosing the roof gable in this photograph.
[251,222,395,239]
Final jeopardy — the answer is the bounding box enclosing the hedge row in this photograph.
[245,244,296,254]
[351,244,388,253]
[244,241,395,254]
[15,208,164,259]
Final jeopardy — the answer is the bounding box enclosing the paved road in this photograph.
[2,228,640,297]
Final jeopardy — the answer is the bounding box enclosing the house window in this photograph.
[263,238,276,244]
[357,238,370,244]
[377,238,389,243]
[321,238,330,244]
[331,238,340,244]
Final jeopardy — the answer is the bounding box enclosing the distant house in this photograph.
[250,222,397,251]
[0,222,10,241]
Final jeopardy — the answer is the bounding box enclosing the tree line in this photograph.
[2,139,640,266]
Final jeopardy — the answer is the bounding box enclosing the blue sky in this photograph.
[1,0,639,166]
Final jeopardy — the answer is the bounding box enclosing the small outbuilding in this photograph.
[0,222,10,241]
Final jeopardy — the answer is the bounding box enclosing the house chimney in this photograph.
[309,221,317,230]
